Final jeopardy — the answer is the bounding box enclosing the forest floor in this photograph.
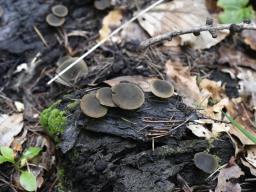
[0,0,256,191]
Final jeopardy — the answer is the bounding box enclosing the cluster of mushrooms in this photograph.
[56,56,88,86]
[46,4,68,27]
[80,79,174,118]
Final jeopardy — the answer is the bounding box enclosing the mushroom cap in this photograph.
[56,57,88,83]
[94,0,111,10]
[150,79,174,98]
[46,13,65,27]
[51,5,68,17]
[194,152,218,173]
[56,55,72,66]
[112,83,144,110]
[80,94,108,118]
[96,87,116,107]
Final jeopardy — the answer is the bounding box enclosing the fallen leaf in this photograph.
[199,79,224,101]
[242,20,256,51]
[215,164,244,192]
[137,0,228,49]
[104,75,153,92]
[241,158,256,176]
[244,145,256,168]
[0,113,24,147]
[187,123,213,139]
[218,45,256,71]
[165,60,208,107]
[165,60,255,145]
[98,9,123,42]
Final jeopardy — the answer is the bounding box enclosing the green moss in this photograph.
[39,102,67,137]
[66,100,79,111]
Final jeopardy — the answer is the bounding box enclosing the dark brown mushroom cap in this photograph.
[46,13,65,27]
[150,79,174,98]
[51,5,68,17]
[194,152,218,173]
[56,57,88,82]
[94,0,111,10]
[112,83,144,110]
[80,94,108,118]
[96,87,116,107]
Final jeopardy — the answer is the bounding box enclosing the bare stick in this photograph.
[47,0,165,85]
[138,22,256,50]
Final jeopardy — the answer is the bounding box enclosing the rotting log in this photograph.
[55,89,234,192]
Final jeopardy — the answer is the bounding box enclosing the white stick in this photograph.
[47,0,165,85]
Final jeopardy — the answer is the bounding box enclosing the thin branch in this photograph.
[138,22,256,50]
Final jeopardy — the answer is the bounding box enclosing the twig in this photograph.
[47,0,165,85]
[138,22,256,50]
[33,25,48,47]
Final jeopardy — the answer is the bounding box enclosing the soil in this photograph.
[0,0,255,191]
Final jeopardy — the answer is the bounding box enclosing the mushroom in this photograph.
[80,94,108,118]
[56,55,72,66]
[96,87,116,107]
[150,79,174,98]
[112,83,144,110]
[51,5,68,17]
[94,0,111,10]
[56,57,88,84]
[46,13,65,27]
[194,152,218,173]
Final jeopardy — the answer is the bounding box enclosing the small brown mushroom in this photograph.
[51,5,68,17]
[56,57,88,85]
[46,13,65,27]
[112,83,144,110]
[80,94,108,118]
[150,79,174,98]
[96,87,116,107]
[194,152,218,173]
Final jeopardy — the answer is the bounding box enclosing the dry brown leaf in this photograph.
[0,113,24,147]
[137,0,228,49]
[166,60,208,107]
[165,60,255,145]
[215,164,244,192]
[199,79,224,101]
[104,75,153,92]
[218,45,256,71]
[98,9,123,42]
[242,20,256,51]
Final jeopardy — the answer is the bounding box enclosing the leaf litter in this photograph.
[1,0,256,191]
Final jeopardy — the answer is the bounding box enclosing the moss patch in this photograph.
[40,103,67,137]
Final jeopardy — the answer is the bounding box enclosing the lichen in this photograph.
[39,101,66,137]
